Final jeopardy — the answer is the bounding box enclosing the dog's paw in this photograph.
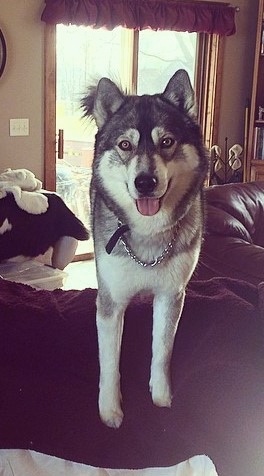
[150,377,172,408]
[100,406,124,429]
[99,387,124,428]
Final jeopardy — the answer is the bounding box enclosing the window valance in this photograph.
[41,0,237,36]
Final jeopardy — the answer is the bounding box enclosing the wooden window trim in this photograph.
[44,23,56,191]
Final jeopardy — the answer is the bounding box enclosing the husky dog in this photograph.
[82,70,208,428]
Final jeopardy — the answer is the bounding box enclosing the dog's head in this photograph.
[82,70,208,220]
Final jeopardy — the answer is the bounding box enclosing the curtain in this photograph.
[41,0,236,36]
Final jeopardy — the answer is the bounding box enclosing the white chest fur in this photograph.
[97,245,199,303]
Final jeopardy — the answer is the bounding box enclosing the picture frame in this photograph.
[0,29,7,78]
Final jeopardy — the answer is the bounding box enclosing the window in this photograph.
[53,25,199,257]
[56,25,197,148]
[45,23,223,191]
[137,29,197,94]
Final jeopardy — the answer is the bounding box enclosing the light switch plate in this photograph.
[9,118,29,136]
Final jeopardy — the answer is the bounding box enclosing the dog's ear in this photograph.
[94,78,125,129]
[82,78,125,130]
[163,69,197,118]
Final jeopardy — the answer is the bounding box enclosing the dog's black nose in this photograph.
[135,173,158,195]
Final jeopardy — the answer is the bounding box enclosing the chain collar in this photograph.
[120,233,177,267]
[106,220,179,267]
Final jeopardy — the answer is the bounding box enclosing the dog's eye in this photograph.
[118,140,132,151]
[160,137,175,149]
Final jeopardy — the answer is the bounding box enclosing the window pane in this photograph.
[55,25,197,255]
[137,30,197,94]
[56,24,125,143]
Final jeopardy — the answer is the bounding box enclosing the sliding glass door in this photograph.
[54,25,197,257]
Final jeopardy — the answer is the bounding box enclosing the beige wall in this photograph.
[0,0,44,179]
[0,0,259,183]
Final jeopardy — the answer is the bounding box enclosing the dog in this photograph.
[82,69,208,428]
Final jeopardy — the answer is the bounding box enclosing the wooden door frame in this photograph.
[44,24,56,190]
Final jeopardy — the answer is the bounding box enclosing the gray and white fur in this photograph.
[82,70,208,428]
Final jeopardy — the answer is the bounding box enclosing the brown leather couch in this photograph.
[195,181,264,285]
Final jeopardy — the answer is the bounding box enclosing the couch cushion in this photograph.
[197,236,264,285]
[204,182,264,247]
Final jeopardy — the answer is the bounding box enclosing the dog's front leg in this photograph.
[96,293,126,428]
[150,291,185,407]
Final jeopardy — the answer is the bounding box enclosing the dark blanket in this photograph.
[0,277,264,476]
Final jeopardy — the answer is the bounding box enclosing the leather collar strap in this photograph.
[105,223,130,254]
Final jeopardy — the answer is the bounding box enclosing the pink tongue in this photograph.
[136,198,160,216]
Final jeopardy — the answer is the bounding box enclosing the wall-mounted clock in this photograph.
[0,29,7,77]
